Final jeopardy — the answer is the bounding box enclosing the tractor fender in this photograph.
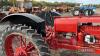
[0,13,45,36]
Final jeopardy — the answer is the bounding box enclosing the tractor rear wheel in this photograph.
[2,24,50,56]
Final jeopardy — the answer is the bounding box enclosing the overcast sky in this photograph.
[47,0,100,4]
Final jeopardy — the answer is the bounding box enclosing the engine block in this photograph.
[80,26,100,47]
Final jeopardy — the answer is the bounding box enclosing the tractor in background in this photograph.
[72,5,96,16]
[1,13,100,56]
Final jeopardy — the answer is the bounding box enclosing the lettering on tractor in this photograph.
[1,13,100,56]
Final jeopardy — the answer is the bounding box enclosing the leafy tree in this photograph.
[1,0,9,6]
[9,0,16,6]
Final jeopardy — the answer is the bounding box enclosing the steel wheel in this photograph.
[2,25,51,56]
[5,33,39,56]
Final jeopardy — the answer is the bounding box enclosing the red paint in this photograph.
[54,18,78,33]
[4,33,39,56]
[46,16,100,54]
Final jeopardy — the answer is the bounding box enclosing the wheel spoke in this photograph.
[13,36,20,48]
[14,35,39,56]
[16,35,27,47]
[27,46,34,52]
[26,42,35,52]
[28,50,39,56]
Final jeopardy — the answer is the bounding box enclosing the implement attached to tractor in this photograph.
[0,13,100,56]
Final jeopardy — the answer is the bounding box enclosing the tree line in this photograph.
[0,0,79,7]
[0,0,100,8]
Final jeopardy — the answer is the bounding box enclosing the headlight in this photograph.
[85,35,96,44]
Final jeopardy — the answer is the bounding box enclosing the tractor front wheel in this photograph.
[2,25,50,56]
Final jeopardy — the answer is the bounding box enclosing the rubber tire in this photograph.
[72,9,80,16]
[1,24,51,56]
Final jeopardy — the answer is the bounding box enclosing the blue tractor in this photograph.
[72,5,96,16]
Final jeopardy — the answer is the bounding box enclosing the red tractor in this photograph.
[1,13,100,56]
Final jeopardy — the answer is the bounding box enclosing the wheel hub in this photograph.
[15,47,27,56]
[4,33,39,56]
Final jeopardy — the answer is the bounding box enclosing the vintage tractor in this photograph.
[1,13,100,56]
[72,6,96,16]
